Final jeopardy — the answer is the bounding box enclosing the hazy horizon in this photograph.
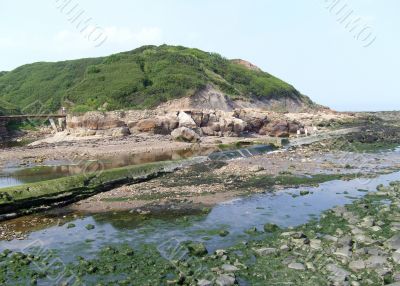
[1,0,398,111]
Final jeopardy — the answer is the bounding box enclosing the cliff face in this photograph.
[157,84,316,113]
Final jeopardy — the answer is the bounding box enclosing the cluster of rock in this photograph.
[65,109,306,142]
[249,181,400,286]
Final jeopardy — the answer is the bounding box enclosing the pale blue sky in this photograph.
[0,0,399,111]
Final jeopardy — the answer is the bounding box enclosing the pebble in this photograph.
[288,262,305,271]
[221,264,239,272]
[253,247,276,256]
[197,279,212,286]
[215,274,235,286]
[348,260,366,271]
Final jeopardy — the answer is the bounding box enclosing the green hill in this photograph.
[0,45,315,113]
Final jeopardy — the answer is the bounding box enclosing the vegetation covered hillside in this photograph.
[0,99,19,116]
[0,45,315,113]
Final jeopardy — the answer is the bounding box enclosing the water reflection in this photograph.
[0,176,23,188]
[0,144,276,188]
[0,146,217,187]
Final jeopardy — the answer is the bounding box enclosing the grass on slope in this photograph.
[0,99,20,116]
[0,45,312,113]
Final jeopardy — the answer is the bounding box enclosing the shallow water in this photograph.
[1,171,399,264]
[0,144,275,188]
[0,147,215,188]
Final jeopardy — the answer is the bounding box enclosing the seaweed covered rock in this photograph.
[186,242,208,257]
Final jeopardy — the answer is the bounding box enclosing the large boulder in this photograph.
[171,127,200,142]
[201,126,216,136]
[234,109,269,132]
[260,121,290,137]
[134,119,158,133]
[218,116,247,137]
[132,114,178,135]
[178,112,197,128]
[288,121,302,133]
[67,112,125,130]
[158,113,179,134]
[232,118,247,135]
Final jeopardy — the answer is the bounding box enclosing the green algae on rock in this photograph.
[0,158,204,218]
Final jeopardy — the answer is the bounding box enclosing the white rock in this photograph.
[178,112,197,128]
[197,279,212,286]
[253,247,276,256]
[326,264,350,283]
[216,274,235,286]
[393,250,400,264]
[310,239,322,250]
[349,260,365,271]
[221,264,239,272]
[288,262,305,270]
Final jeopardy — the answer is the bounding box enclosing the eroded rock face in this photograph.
[218,116,247,137]
[234,109,269,132]
[178,111,197,129]
[134,119,158,133]
[130,113,179,135]
[260,121,289,137]
[65,108,307,139]
[259,120,304,137]
[67,112,125,130]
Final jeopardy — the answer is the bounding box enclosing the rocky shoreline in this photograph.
[2,179,400,285]
[0,110,399,285]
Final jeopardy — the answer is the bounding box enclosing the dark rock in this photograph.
[187,242,208,257]
[219,230,230,237]
[67,223,76,229]
[263,223,280,232]
[85,224,95,230]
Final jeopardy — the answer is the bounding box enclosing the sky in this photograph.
[0,0,399,111]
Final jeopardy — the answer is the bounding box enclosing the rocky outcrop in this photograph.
[134,119,158,133]
[259,120,304,138]
[64,108,307,140]
[130,113,179,135]
[67,112,125,130]
[234,109,269,133]
[178,112,197,128]
[66,112,130,137]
